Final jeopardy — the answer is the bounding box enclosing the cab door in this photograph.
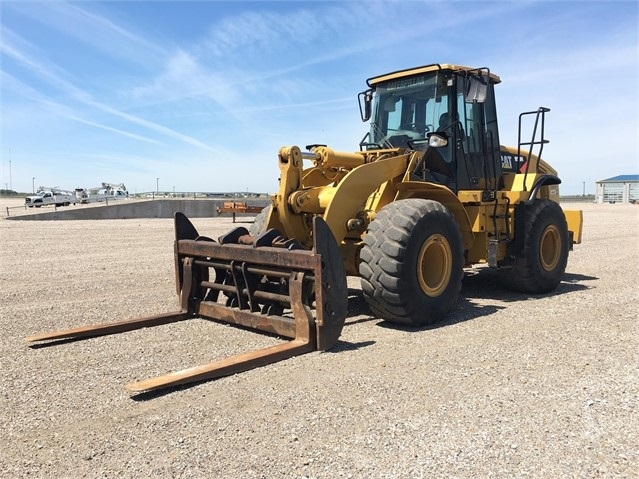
[454,74,502,192]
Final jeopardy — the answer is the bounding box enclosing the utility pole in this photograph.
[156,177,159,194]
[32,177,35,193]
[582,181,586,196]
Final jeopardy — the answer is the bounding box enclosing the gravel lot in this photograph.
[0,198,637,478]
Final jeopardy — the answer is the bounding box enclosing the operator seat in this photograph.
[437,112,451,132]
[437,112,465,140]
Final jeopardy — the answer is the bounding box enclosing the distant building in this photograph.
[595,175,639,204]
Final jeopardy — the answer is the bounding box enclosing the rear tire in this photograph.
[498,199,569,293]
[359,199,464,326]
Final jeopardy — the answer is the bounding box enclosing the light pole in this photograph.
[32,177,35,193]
[156,177,159,194]
[582,181,586,196]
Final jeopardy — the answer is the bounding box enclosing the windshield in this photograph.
[369,71,451,148]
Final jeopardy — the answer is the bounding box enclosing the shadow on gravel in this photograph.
[345,288,377,325]
[131,380,211,402]
[28,337,87,349]
[328,340,376,353]
[461,267,598,303]
[350,268,599,333]
[52,271,603,401]
[375,300,506,333]
[562,272,599,283]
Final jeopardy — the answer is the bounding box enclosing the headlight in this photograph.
[428,133,448,148]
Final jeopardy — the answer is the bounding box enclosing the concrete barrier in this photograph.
[6,199,270,221]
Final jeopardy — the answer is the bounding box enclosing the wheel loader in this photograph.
[27,64,583,393]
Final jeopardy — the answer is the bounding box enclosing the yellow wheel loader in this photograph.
[27,64,583,393]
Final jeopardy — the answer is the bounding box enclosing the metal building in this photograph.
[595,174,639,204]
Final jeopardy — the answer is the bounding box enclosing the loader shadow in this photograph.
[344,288,378,325]
[375,301,506,333]
[75,269,603,401]
[359,268,599,333]
[461,268,598,303]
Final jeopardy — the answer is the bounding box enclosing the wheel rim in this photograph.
[417,234,453,297]
[540,224,561,272]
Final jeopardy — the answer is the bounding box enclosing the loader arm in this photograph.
[272,145,416,246]
[322,153,411,245]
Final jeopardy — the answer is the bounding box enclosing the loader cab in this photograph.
[360,64,503,194]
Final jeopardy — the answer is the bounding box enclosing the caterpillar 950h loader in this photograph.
[27,64,583,393]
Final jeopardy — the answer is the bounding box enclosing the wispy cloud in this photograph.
[2,30,221,152]
[38,99,163,145]
[201,7,335,58]
[1,29,77,93]
[3,1,166,67]
[130,1,530,113]
[128,50,240,107]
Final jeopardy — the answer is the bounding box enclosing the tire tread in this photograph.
[359,199,464,325]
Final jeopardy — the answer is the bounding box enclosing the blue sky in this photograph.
[1,1,637,195]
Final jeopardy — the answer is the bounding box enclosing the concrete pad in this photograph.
[5,199,270,221]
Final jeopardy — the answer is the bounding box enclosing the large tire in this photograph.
[359,199,464,326]
[249,206,271,236]
[498,199,569,293]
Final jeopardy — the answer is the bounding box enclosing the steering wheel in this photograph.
[381,129,423,147]
[398,122,432,135]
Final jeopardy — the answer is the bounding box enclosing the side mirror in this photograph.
[465,75,487,103]
[426,132,448,148]
[358,89,373,122]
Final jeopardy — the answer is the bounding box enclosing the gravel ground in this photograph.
[0,199,637,478]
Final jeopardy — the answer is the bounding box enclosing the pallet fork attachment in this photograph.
[26,212,348,393]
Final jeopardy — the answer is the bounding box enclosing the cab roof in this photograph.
[366,63,501,88]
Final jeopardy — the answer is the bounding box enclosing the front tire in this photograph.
[498,199,569,293]
[359,199,464,326]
